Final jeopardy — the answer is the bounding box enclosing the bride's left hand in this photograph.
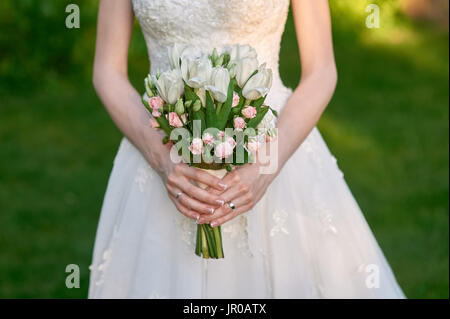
[197,163,275,227]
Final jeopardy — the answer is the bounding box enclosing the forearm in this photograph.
[275,64,337,173]
[93,67,168,174]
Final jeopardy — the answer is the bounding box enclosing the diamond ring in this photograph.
[228,202,236,210]
[175,192,183,200]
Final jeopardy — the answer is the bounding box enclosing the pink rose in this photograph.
[168,112,183,127]
[189,138,204,155]
[217,131,225,139]
[149,96,164,110]
[242,106,257,119]
[247,141,260,153]
[233,117,246,131]
[226,137,236,149]
[215,142,234,159]
[152,109,161,117]
[202,133,215,146]
[149,117,159,128]
[232,92,240,108]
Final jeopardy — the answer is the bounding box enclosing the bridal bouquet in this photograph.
[142,44,277,259]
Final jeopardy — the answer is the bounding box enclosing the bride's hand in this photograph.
[197,163,275,227]
[161,160,227,221]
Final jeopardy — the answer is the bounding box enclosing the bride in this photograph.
[88,0,405,298]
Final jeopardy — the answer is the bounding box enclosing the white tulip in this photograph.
[168,44,203,69]
[235,57,259,88]
[242,64,273,100]
[226,44,258,63]
[181,56,213,88]
[168,44,184,69]
[205,66,230,103]
[197,87,206,107]
[151,69,184,104]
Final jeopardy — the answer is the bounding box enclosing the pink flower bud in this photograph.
[233,117,246,131]
[189,138,204,155]
[202,133,215,146]
[242,106,257,119]
[232,92,240,108]
[215,142,234,159]
[247,141,260,153]
[168,112,183,127]
[149,96,164,110]
[226,137,236,149]
[152,109,161,117]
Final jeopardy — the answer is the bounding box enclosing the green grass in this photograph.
[0,4,448,298]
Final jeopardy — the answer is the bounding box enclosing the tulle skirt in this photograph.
[88,87,405,299]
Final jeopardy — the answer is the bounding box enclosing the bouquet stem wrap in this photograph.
[194,168,227,259]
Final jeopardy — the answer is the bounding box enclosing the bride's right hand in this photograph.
[160,158,228,221]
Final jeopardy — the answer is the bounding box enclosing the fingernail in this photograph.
[218,183,227,190]
[209,208,215,215]
[210,221,218,227]
[195,215,200,224]
[215,199,225,206]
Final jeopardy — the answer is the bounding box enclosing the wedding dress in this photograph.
[88,0,405,298]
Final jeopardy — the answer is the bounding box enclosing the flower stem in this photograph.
[200,225,210,259]
[212,226,224,258]
[195,224,202,256]
[204,224,218,258]
[216,102,224,115]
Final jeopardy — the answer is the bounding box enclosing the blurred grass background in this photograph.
[0,0,448,298]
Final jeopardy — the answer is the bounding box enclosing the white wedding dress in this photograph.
[88,0,405,299]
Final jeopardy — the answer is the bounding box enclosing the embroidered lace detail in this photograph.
[300,139,325,177]
[134,162,155,192]
[270,209,289,237]
[312,189,338,235]
[222,215,253,257]
[89,225,120,286]
[131,0,291,112]
[174,214,197,251]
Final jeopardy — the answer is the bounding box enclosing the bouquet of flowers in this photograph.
[142,44,277,259]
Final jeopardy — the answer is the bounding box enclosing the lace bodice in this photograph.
[132,0,291,109]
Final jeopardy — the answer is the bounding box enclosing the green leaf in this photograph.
[195,224,202,257]
[184,86,199,102]
[192,109,206,134]
[251,96,266,108]
[247,106,269,128]
[216,80,235,130]
[205,91,217,128]
[155,116,172,136]
[269,107,278,118]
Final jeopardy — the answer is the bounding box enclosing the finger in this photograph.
[203,171,241,195]
[217,183,250,203]
[169,194,201,221]
[198,194,250,224]
[210,203,254,227]
[167,184,216,215]
[176,177,226,207]
[181,166,228,191]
